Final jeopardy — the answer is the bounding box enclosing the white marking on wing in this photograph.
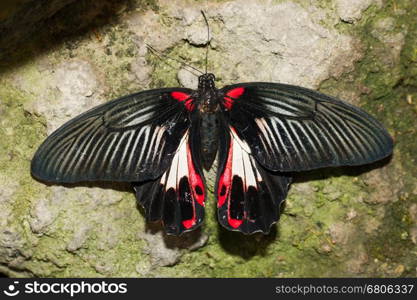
[230,126,258,190]
[230,128,251,153]
[136,126,150,165]
[242,150,256,189]
[165,131,189,190]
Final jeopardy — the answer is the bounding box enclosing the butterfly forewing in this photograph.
[31,88,194,183]
[220,83,393,172]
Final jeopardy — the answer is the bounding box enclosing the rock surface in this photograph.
[336,0,382,23]
[0,0,416,277]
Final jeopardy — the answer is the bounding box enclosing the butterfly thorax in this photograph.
[197,73,219,114]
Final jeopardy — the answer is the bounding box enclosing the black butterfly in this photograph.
[31,69,393,235]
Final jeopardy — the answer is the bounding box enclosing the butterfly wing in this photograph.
[32,88,206,235]
[219,83,393,172]
[216,82,393,234]
[31,88,196,183]
[133,119,206,235]
[216,122,291,234]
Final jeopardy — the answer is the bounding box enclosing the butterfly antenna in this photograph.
[201,10,210,74]
[146,44,204,76]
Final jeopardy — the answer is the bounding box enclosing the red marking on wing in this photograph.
[228,218,243,229]
[223,97,233,110]
[171,91,194,111]
[226,87,245,99]
[171,91,190,101]
[223,87,245,110]
[217,138,233,208]
[182,219,195,229]
[187,142,205,206]
[181,141,204,230]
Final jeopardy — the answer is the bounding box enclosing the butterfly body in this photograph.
[188,73,222,170]
[199,111,221,170]
[31,72,393,235]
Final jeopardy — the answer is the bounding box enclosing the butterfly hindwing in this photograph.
[220,83,393,172]
[31,88,195,183]
[216,124,292,234]
[133,125,206,235]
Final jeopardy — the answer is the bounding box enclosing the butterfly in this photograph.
[31,69,393,235]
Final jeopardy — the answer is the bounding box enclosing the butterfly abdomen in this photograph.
[200,112,221,171]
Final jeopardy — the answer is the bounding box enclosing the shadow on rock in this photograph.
[217,223,279,259]
[0,0,150,72]
[293,155,393,184]
[46,180,134,194]
[142,213,209,251]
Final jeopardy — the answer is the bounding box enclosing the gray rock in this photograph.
[29,197,60,234]
[336,0,382,23]
[209,1,361,88]
[35,59,101,133]
[177,68,199,89]
[138,230,208,270]
[66,224,91,252]
[371,17,405,65]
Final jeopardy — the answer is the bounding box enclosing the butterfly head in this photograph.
[198,73,216,90]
